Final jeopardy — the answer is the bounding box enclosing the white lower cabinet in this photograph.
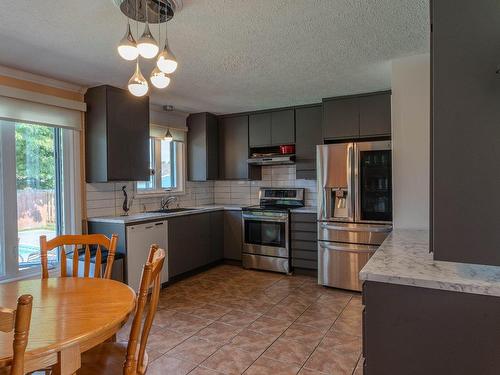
[126,221,169,292]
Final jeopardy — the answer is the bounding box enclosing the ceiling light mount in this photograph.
[113,0,182,23]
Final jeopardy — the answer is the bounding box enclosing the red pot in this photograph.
[280,145,295,154]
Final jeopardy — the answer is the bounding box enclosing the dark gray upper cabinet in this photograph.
[431,0,500,266]
[359,93,391,137]
[322,97,359,140]
[187,112,218,181]
[85,85,149,182]
[249,109,295,147]
[322,92,391,140]
[295,105,322,180]
[249,113,272,147]
[271,109,295,145]
[219,115,261,180]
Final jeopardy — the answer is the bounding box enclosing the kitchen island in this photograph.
[359,230,500,375]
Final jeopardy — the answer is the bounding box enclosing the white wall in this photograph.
[391,54,430,229]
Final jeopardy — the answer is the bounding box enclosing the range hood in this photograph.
[247,155,295,166]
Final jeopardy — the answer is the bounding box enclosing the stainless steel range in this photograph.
[242,188,304,274]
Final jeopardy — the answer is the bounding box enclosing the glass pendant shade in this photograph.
[150,66,171,89]
[157,40,178,74]
[128,62,149,97]
[137,22,159,59]
[117,22,139,61]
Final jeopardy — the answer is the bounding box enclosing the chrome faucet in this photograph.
[160,196,178,210]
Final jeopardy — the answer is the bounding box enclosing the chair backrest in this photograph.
[123,244,165,375]
[0,294,33,375]
[39,234,118,279]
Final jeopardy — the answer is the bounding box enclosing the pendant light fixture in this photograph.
[117,2,138,61]
[156,9,177,74]
[116,0,179,97]
[118,23,139,60]
[150,66,171,88]
[137,0,159,58]
[150,7,171,89]
[164,128,173,141]
[128,60,149,97]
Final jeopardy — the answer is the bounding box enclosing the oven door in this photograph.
[242,213,289,258]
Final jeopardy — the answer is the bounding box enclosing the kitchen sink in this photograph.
[148,208,196,214]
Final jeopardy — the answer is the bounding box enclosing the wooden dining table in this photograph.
[0,277,136,374]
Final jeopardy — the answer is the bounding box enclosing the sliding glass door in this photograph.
[0,120,66,279]
[15,123,63,270]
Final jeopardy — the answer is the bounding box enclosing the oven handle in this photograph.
[242,214,288,223]
[319,223,392,233]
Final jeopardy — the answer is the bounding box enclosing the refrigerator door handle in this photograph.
[319,223,392,233]
[347,144,355,221]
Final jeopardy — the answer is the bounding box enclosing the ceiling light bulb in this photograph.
[137,22,159,59]
[157,40,178,74]
[117,22,139,61]
[128,61,149,97]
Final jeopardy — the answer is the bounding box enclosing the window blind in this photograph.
[0,85,85,130]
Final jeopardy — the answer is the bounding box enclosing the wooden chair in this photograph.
[77,244,166,375]
[0,295,33,375]
[39,234,118,279]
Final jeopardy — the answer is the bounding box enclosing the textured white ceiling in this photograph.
[0,0,429,114]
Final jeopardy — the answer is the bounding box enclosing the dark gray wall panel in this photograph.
[432,0,500,265]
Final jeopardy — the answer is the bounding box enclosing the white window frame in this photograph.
[135,137,186,196]
[0,121,81,282]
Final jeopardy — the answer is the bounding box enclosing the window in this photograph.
[137,137,185,194]
[0,120,79,280]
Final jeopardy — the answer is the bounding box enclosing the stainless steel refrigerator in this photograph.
[317,141,392,291]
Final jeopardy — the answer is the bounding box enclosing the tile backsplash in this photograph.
[86,181,214,218]
[85,165,316,218]
[213,165,317,207]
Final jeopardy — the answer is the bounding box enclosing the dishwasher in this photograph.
[126,221,168,292]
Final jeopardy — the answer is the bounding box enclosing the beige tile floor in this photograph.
[118,265,364,375]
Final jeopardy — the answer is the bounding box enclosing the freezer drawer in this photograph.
[318,241,377,291]
[318,221,392,245]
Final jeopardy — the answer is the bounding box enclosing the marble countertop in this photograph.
[360,229,500,297]
[87,204,244,224]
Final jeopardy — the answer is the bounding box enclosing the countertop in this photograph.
[359,229,500,297]
[86,204,244,224]
[87,204,317,224]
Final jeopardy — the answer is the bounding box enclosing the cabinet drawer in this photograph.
[292,258,317,270]
[291,240,317,251]
[291,222,317,232]
[292,249,318,261]
[292,231,317,241]
[291,213,316,223]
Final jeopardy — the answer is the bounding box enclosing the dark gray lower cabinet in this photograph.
[224,210,242,261]
[363,281,500,375]
[168,213,210,277]
[291,213,317,270]
[209,211,224,262]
